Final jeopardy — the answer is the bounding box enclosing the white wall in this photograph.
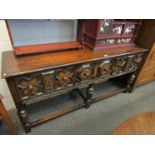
[0,20,15,110]
[7,19,77,46]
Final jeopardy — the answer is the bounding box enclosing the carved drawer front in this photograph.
[76,63,94,83]
[126,54,144,71]
[42,70,55,93]
[55,66,75,89]
[133,54,144,69]
[112,57,128,75]
[98,60,112,77]
[15,74,43,100]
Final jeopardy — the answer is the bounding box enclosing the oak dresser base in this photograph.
[2,47,148,133]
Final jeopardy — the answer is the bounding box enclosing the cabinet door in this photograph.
[99,19,112,35]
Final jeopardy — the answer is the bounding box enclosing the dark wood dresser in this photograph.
[1,46,147,132]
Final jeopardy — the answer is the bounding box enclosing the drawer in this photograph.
[15,71,55,100]
[15,73,45,100]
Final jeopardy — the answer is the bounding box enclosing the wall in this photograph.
[7,19,77,46]
[0,20,15,110]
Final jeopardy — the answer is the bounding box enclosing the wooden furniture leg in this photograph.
[6,78,31,133]
[0,95,17,135]
[126,73,136,92]
[17,104,31,133]
[85,83,95,108]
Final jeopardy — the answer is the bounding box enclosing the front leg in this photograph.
[85,83,95,108]
[126,74,136,93]
[6,78,31,133]
[17,105,31,133]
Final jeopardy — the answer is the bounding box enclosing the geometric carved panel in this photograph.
[126,54,144,71]
[132,54,144,70]
[15,74,43,100]
[76,63,94,83]
[112,57,128,75]
[98,60,112,77]
[55,66,75,89]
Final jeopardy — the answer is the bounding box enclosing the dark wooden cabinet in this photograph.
[84,19,142,50]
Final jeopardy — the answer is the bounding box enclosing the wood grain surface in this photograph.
[1,46,147,78]
[14,41,82,55]
[0,95,17,134]
[113,111,155,135]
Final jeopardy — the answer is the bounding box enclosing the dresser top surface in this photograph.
[1,46,147,78]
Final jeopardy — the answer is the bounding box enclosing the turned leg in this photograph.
[6,78,31,133]
[85,83,95,108]
[17,105,31,133]
[0,96,17,135]
[126,74,136,93]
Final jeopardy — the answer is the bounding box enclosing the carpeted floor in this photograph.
[1,80,155,135]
